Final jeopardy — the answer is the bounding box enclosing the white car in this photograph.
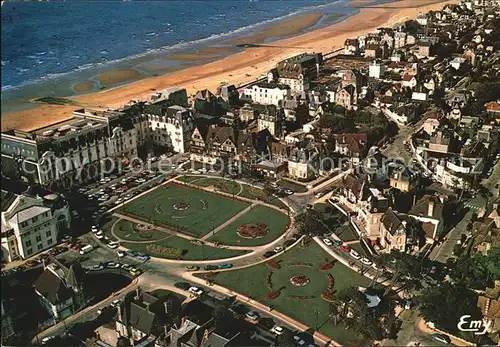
[270,325,284,335]
[107,242,119,249]
[106,262,121,269]
[293,335,306,346]
[114,198,124,205]
[111,299,121,308]
[136,178,146,183]
[323,238,333,246]
[41,336,56,345]
[245,311,259,322]
[315,191,326,199]
[349,249,361,259]
[274,246,284,253]
[188,286,203,296]
[117,250,126,258]
[360,257,373,266]
[96,231,104,240]
[283,189,293,195]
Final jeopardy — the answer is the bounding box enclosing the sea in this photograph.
[0,0,385,112]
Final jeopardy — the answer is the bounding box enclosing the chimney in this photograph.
[427,199,435,217]
[117,301,122,322]
[316,63,320,78]
[135,287,141,301]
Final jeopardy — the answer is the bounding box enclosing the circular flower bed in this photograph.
[237,223,269,239]
[173,202,190,211]
[290,275,310,287]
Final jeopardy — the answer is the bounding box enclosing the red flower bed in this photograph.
[319,263,334,271]
[267,261,281,270]
[321,291,336,302]
[266,272,273,291]
[264,291,280,300]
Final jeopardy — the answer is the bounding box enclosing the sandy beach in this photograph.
[2,0,459,132]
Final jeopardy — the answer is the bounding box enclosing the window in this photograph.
[36,235,42,243]
[26,248,32,256]
[20,221,28,228]
[32,216,38,223]
[46,230,51,237]
[37,244,43,250]
[25,240,32,247]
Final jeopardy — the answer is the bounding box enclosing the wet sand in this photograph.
[229,12,324,45]
[166,53,220,61]
[198,46,238,55]
[73,82,95,93]
[93,68,143,86]
[2,0,460,132]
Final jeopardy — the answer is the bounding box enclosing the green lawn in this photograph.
[176,175,201,183]
[213,242,373,343]
[118,183,248,237]
[112,219,167,242]
[207,205,290,246]
[187,177,241,196]
[328,223,359,242]
[122,236,248,260]
[238,184,288,210]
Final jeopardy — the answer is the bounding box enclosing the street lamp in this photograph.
[313,309,319,331]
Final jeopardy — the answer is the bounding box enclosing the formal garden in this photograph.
[207,205,290,246]
[102,217,249,260]
[205,241,374,344]
[118,182,249,237]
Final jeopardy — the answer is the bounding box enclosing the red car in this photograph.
[71,243,83,250]
[339,245,351,253]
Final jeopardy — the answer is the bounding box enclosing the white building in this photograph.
[1,108,140,189]
[145,105,194,153]
[1,189,70,262]
[288,142,320,180]
[242,82,291,106]
[369,60,385,79]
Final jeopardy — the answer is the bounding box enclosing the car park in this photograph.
[322,238,333,246]
[79,244,94,255]
[218,263,233,269]
[349,249,361,259]
[360,257,372,266]
[121,264,132,271]
[185,265,199,272]
[136,254,151,261]
[188,286,203,296]
[270,325,284,335]
[90,264,104,271]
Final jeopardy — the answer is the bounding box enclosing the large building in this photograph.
[1,108,139,189]
[143,102,194,153]
[1,186,70,262]
[241,82,290,106]
[33,257,85,324]
[275,53,323,93]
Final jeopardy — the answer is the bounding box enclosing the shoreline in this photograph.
[1,0,460,132]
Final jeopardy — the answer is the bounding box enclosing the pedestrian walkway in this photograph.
[200,203,256,241]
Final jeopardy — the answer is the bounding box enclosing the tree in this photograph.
[295,209,326,237]
[276,330,294,347]
[418,282,482,333]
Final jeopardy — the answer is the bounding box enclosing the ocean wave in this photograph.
[2,85,14,92]
[3,0,344,91]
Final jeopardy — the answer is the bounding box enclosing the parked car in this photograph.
[41,336,56,345]
[339,245,350,253]
[360,257,372,266]
[136,254,150,261]
[90,264,104,271]
[121,264,132,271]
[218,263,233,269]
[431,333,451,344]
[270,325,284,335]
[129,267,142,276]
[185,265,199,272]
[106,262,121,269]
[188,286,203,296]
[111,299,121,308]
[117,250,126,258]
[107,242,119,249]
[349,249,361,260]
[293,335,306,346]
[245,311,259,322]
[203,265,218,271]
[263,251,276,258]
[322,238,333,246]
[332,239,343,247]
